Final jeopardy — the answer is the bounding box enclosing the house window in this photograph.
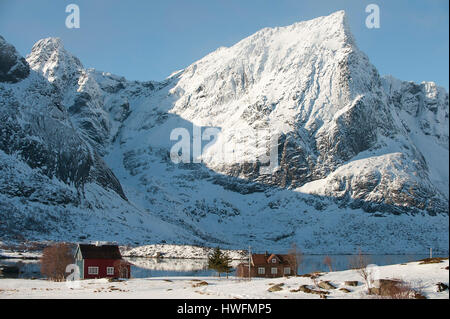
[107,267,115,275]
[272,258,276,263]
[284,267,291,275]
[271,267,278,275]
[88,266,99,275]
[258,267,265,275]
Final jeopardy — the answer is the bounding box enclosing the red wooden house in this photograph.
[236,252,297,278]
[74,243,130,279]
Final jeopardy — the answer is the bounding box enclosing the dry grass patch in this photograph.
[192,281,209,288]
[299,272,323,279]
[418,257,448,265]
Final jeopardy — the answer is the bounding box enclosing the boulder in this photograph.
[192,281,208,288]
[370,279,425,298]
[345,281,359,286]
[298,285,312,293]
[267,283,284,292]
[436,282,448,292]
[373,279,402,290]
[318,281,336,290]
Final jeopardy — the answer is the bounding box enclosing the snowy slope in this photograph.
[0,11,448,253]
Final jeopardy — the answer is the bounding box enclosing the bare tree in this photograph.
[348,249,373,293]
[323,256,333,272]
[288,243,303,276]
[114,259,130,279]
[40,243,74,282]
[15,260,24,277]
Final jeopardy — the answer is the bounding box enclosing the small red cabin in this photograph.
[236,252,297,278]
[75,243,130,279]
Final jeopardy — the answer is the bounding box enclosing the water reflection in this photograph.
[0,260,41,279]
[124,257,242,277]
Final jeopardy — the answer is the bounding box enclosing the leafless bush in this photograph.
[288,243,303,275]
[374,280,426,299]
[114,259,130,279]
[323,256,333,272]
[349,249,373,292]
[40,243,74,281]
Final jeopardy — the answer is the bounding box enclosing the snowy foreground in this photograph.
[0,260,448,299]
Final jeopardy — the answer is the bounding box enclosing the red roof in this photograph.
[251,253,294,266]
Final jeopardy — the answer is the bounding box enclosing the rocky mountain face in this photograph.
[0,11,448,253]
[0,36,30,83]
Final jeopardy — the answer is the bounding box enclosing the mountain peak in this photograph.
[32,37,64,51]
[289,10,354,46]
[26,37,83,84]
[169,9,367,132]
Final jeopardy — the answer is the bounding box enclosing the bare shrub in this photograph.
[323,255,333,272]
[288,243,303,275]
[113,259,130,279]
[40,243,74,281]
[375,280,426,299]
[348,249,373,292]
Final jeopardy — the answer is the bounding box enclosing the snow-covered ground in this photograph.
[1,259,447,299]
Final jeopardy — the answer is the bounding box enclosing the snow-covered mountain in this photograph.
[0,11,448,253]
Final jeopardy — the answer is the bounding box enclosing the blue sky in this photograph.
[0,0,448,89]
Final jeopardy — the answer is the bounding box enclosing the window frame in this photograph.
[284,267,291,275]
[258,267,265,275]
[271,267,278,275]
[106,266,115,276]
[88,266,99,275]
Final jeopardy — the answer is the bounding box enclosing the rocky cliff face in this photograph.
[0,36,129,209]
[0,36,30,83]
[0,12,448,253]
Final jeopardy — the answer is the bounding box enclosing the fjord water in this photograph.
[1,254,430,279]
